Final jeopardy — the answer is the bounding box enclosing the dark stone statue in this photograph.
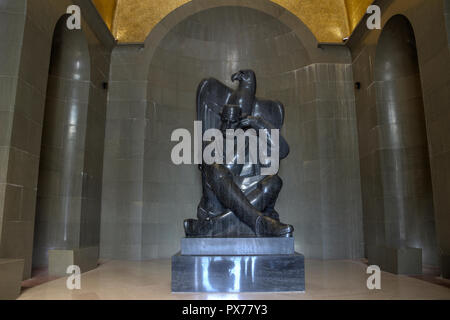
[184,70,294,238]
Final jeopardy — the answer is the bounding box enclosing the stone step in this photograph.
[181,237,295,255]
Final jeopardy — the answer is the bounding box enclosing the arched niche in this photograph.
[142,5,311,258]
[142,0,318,65]
[32,15,91,268]
[373,15,438,266]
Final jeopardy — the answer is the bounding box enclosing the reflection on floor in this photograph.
[21,267,58,289]
[18,259,450,300]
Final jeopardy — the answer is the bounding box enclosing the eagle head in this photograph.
[231,70,256,84]
[231,70,256,95]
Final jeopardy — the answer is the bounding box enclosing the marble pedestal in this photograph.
[172,238,305,293]
[48,246,99,277]
[0,259,24,300]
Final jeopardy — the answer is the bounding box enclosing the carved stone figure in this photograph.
[184,70,293,237]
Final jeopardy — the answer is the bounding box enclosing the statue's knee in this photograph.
[261,175,282,194]
[272,175,283,191]
[207,164,232,181]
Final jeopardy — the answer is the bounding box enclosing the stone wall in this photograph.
[0,0,114,278]
[101,45,147,259]
[348,0,450,274]
[100,1,364,260]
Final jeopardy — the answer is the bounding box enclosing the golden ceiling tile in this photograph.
[94,0,373,43]
[92,0,118,30]
[345,0,374,31]
[273,0,350,42]
[112,0,190,43]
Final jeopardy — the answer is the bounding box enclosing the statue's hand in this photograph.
[239,116,262,129]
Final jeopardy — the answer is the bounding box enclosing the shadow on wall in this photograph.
[371,15,438,266]
[32,15,91,268]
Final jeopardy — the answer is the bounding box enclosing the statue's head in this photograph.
[220,104,242,131]
[231,70,256,88]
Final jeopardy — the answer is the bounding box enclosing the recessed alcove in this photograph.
[32,15,91,268]
[143,6,310,258]
[371,15,438,267]
[109,4,362,260]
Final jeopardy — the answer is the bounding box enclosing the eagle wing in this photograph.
[253,99,285,130]
[197,78,233,135]
[253,99,290,159]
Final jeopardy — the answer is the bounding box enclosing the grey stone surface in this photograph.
[2,0,447,278]
[0,258,24,300]
[32,15,91,268]
[101,5,364,261]
[368,245,422,275]
[0,0,28,279]
[143,7,307,257]
[371,16,437,266]
[349,0,450,269]
[0,0,111,279]
[100,45,147,261]
[442,254,450,279]
[181,238,295,255]
[48,246,99,277]
[172,252,305,293]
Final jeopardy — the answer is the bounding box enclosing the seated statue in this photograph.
[184,70,294,238]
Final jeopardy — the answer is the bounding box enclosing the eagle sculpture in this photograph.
[184,70,293,238]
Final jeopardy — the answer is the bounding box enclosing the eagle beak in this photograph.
[231,72,241,82]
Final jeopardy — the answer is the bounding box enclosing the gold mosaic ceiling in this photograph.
[92,0,373,43]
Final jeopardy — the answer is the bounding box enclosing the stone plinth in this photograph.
[368,246,422,275]
[172,238,305,293]
[181,237,294,255]
[0,259,24,300]
[49,247,99,277]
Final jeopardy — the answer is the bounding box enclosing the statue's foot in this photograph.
[184,219,211,237]
[263,209,280,221]
[184,219,200,237]
[255,216,294,237]
[184,218,218,237]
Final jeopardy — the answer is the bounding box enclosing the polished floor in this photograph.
[18,260,450,300]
